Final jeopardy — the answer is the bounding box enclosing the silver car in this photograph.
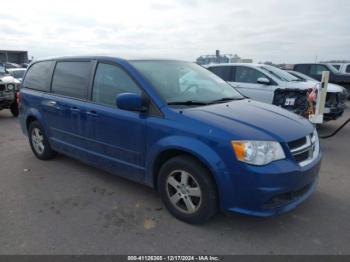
[206,63,346,121]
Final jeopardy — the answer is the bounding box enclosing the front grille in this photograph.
[0,84,5,92]
[293,150,309,163]
[288,132,319,167]
[262,183,312,209]
[288,137,306,150]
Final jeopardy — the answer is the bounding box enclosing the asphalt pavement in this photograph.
[0,103,349,255]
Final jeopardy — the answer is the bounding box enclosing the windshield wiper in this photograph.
[167,100,209,106]
[207,97,245,104]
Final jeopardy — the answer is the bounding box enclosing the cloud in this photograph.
[0,0,349,63]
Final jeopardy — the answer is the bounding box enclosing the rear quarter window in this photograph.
[23,61,54,92]
[51,61,91,99]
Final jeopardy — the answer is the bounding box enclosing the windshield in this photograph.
[289,71,316,81]
[130,60,243,104]
[332,64,341,70]
[258,65,300,82]
[10,69,26,78]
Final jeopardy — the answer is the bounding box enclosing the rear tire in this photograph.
[28,121,57,160]
[10,102,19,117]
[158,155,218,224]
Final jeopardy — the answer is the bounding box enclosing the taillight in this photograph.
[16,92,21,107]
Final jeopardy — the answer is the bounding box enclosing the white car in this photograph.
[0,64,21,116]
[6,68,26,82]
[205,63,346,121]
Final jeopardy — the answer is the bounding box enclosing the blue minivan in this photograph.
[19,56,322,223]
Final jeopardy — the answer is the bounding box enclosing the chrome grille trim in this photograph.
[289,131,319,167]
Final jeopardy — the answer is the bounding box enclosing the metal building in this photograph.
[0,50,29,64]
[196,50,252,65]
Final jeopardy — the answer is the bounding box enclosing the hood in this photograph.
[0,75,20,84]
[181,99,314,142]
[282,81,343,93]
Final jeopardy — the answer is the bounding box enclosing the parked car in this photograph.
[0,63,21,117]
[7,68,26,82]
[4,62,21,69]
[328,63,350,74]
[287,70,347,121]
[206,63,345,121]
[20,63,29,68]
[19,57,321,223]
[293,63,350,96]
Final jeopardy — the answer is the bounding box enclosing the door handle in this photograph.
[86,110,98,117]
[45,100,60,110]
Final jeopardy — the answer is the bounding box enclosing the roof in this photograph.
[204,63,261,68]
[31,55,186,63]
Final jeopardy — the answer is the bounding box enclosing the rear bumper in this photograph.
[222,151,322,217]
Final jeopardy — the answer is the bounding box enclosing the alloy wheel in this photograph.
[166,170,202,214]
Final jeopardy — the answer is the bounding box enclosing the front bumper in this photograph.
[0,93,15,108]
[324,106,345,120]
[222,151,322,217]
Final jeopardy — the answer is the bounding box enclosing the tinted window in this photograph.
[23,61,53,91]
[332,64,341,70]
[52,62,91,99]
[209,66,232,81]
[235,66,265,83]
[294,64,309,73]
[310,65,329,75]
[346,65,350,73]
[92,63,141,106]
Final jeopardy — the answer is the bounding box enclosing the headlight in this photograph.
[7,84,15,91]
[231,140,285,166]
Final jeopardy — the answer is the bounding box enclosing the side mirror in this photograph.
[116,93,148,112]
[257,77,270,85]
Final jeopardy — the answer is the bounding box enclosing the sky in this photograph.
[0,0,349,63]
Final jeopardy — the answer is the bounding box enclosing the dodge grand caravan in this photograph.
[19,56,322,223]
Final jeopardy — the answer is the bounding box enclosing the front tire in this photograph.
[28,121,57,160]
[158,155,218,224]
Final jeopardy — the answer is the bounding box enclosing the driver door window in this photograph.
[92,63,141,107]
[235,66,265,83]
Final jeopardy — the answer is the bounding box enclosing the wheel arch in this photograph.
[145,137,230,203]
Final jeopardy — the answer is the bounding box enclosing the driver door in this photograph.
[232,66,276,103]
[84,62,146,181]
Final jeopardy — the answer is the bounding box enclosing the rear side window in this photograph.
[92,63,141,107]
[23,61,53,91]
[209,66,232,81]
[52,61,91,99]
[235,66,265,83]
